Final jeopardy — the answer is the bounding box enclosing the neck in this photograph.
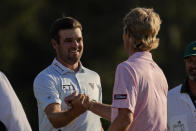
[57,58,79,72]
[128,48,136,57]
[188,79,196,97]
[128,49,149,57]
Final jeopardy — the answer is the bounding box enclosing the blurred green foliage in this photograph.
[1,0,196,130]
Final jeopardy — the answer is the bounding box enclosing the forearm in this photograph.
[108,108,133,131]
[108,116,131,131]
[47,108,82,128]
[89,101,111,121]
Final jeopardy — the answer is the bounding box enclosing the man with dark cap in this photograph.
[167,41,196,130]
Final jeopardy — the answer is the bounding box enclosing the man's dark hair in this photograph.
[50,17,82,44]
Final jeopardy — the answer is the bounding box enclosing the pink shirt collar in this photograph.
[128,51,153,61]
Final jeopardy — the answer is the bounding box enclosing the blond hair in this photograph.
[123,7,161,51]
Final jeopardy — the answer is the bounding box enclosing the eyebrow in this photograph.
[64,38,73,41]
[64,37,83,42]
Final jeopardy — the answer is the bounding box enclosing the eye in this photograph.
[186,57,193,64]
[64,38,73,43]
[76,38,82,43]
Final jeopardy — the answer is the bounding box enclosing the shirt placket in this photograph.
[181,94,196,127]
[75,73,87,95]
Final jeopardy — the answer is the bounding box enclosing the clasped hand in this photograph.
[64,91,91,114]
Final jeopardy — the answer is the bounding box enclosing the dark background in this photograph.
[1,0,195,130]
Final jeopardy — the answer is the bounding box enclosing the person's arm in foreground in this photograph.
[45,93,88,128]
[0,72,32,131]
[108,108,133,131]
[65,93,111,121]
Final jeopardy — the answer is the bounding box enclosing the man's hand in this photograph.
[65,92,112,121]
[64,92,91,114]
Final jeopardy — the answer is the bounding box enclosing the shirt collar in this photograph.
[181,78,196,98]
[52,58,85,75]
[181,78,189,93]
[128,51,152,61]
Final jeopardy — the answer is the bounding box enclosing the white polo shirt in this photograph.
[33,58,102,131]
[0,71,32,131]
[167,85,196,131]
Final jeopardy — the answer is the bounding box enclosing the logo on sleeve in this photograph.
[114,94,127,99]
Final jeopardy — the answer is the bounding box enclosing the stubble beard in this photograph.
[187,68,196,82]
[65,49,83,65]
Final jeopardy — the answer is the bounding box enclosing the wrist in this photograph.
[69,107,82,117]
[88,99,96,110]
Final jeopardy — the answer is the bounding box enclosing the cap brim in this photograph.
[184,53,196,58]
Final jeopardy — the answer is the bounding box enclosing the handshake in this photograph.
[64,91,96,114]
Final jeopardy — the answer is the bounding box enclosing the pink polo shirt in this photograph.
[111,52,168,131]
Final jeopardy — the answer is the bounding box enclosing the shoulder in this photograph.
[0,71,10,93]
[0,71,7,80]
[168,85,182,96]
[0,71,3,76]
[117,61,133,70]
[0,71,10,87]
[168,84,182,101]
[33,66,58,87]
[116,61,135,76]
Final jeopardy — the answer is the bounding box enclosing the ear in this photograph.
[51,39,58,50]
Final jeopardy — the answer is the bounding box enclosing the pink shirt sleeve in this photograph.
[111,63,137,121]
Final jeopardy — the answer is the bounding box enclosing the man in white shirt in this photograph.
[168,41,196,130]
[33,16,103,131]
[0,71,32,131]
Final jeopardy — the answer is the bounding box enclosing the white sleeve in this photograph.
[97,75,102,103]
[33,73,61,111]
[0,72,32,131]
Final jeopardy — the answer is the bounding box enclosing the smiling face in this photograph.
[185,55,196,81]
[52,28,83,67]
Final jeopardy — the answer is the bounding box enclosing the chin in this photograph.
[71,58,80,64]
[189,75,196,82]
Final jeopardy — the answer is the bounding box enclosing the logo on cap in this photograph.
[193,47,196,50]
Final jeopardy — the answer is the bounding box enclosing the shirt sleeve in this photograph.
[0,72,32,131]
[97,75,102,103]
[33,73,61,111]
[112,63,138,113]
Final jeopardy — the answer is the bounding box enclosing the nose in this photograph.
[72,40,78,47]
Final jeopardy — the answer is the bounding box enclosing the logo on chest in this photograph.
[62,83,76,91]
[172,121,185,131]
[88,83,95,90]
